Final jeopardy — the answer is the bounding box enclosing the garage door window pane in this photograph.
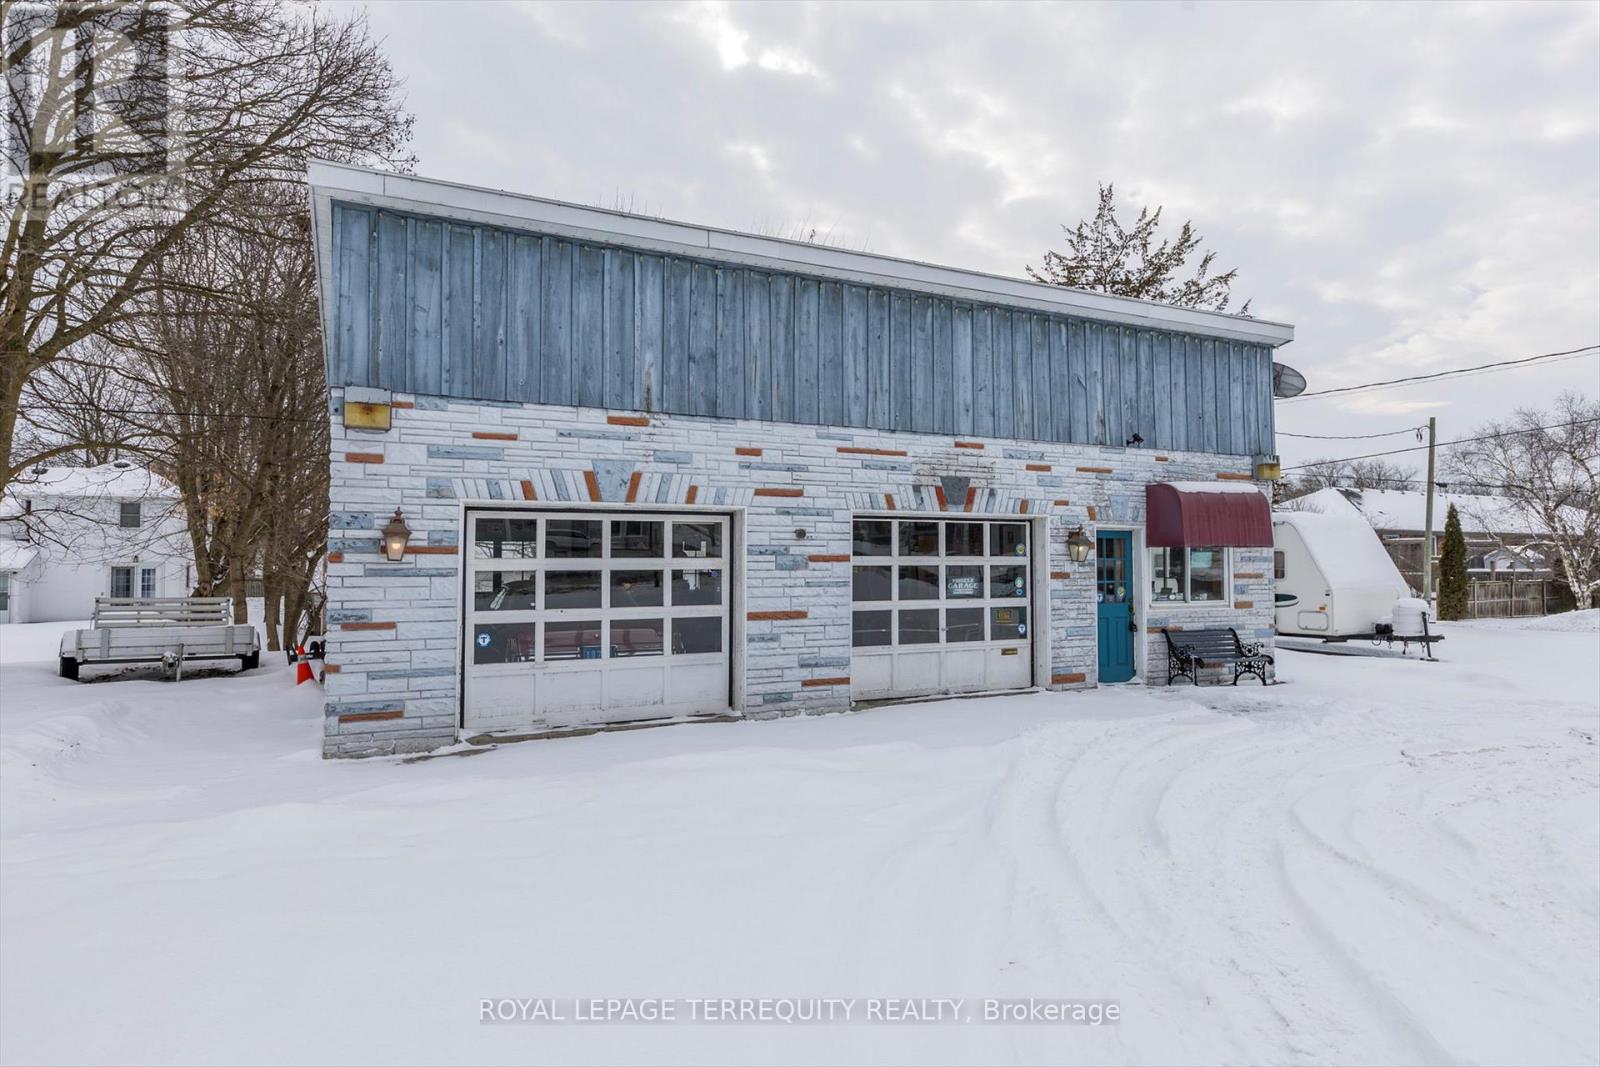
[991,606,1028,640]
[473,622,537,664]
[899,608,940,644]
[853,520,892,556]
[945,565,982,598]
[671,569,722,606]
[673,522,722,559]
[989,565,1027,599]
[898,564,939,600]
[611,521,663,558]
[852,609,891,647]
[672,616,721,654]
[945,522,985,557]
[474,570,537,610]
[947,607,984,642]
[546,571,601,608]
[545,621,603,660]
[899,521,939,556]
[475,518,538,559]
[610,570,664,608]
[991,523,1028,558]
[853,565,892,601]
[546,519,602,558]
[610,619,664,657]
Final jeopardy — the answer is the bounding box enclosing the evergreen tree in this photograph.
[1437,504,1470,620]
[1028,184,1250,313]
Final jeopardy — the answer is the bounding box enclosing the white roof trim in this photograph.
[306,160,1294,349]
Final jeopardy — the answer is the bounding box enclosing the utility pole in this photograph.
[1422,416,1437,606]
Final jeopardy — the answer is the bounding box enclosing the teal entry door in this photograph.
[1096,531,1135,682]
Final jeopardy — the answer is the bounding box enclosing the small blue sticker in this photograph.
[1018,623,1027,636]
[476,631,492,648]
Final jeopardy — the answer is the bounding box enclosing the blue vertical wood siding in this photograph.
[328,202,1278,456]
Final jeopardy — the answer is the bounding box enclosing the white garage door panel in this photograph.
[462,510,731,733]
[849,517,1034,702]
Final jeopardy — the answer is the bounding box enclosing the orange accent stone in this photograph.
[472,431,517,440]
[1050,571,1071,580]
[322,664,341,674]
[748,610,808,621]
[520,479,537,501]
[1234,600,1254,610]
[1052,672,1087,685]
[837,446,908,457]
[407,545,458,555]
[390,400,415,409]
[801,677,850,688]
[625,471,642,503]
[607,415,650,427]
[686,485,699,505]
[1086,505,1098,521]
[754,487,804,497]
[1153,455,1169,462]
[340,621,396,631]
[327,551,343,564]
[583,469,602,501]
[339,709,403,724]
[807,554,850,563]
[1026,463,1052,472]
[1216,472,1255,481]
[735,447,763,456]
[345,452,383,464]
[1075,465,1113,474]
[954,441,985,449]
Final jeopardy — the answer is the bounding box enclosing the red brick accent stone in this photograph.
[1026,463,1052,472]
[339,709,403,724]
[754,487,804,497]
[807,554,850,562]
[1216,472,1255,481]
[1075,465,1113,474]
[748,610,808,621]
[341,621,396,631]
[801,677,850,688]
[954,441,985,449]
[345,452,383,464]
[472,431,517,440]
[407,545,458,555]
[520,479,537,500]
[1052,672,1087,685]
[837,446,908,457]
[735,447,763,456]
[607,414,650,426]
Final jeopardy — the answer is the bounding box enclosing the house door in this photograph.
[1096,531,1135,682]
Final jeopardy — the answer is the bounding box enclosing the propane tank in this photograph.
[1390,597,1430,637]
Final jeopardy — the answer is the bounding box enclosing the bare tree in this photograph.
[1279,457,1418,500]
[1028,183,1251,313]
[1445,393,1599,608]
[114,182,329,647]
[1,0,411,494]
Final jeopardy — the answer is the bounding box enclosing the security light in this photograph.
[1066,525,1093,564]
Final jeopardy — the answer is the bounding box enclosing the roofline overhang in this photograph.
[305,160,1296,351]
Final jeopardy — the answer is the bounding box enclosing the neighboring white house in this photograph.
[0,461,194,623]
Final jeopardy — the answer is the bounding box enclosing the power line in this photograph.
[1278,425,1425,440]
[1280,416,1600,472]
[1278,345,1599,402]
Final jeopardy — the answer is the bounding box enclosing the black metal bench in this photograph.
[1163,627,1273,686]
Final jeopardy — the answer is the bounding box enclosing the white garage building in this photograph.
[309,163,1290,757]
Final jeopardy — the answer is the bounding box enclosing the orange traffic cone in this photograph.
[294,645,313,685]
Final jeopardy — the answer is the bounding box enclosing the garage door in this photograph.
[849,517,1034,701]
[462,510,730,733]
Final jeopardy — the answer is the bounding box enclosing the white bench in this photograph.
[58,597,261,680]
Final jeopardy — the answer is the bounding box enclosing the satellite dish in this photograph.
[1272,362,1307,398]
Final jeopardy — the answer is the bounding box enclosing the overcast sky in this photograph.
[344,0,1599,469]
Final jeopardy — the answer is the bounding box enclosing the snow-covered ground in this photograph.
[2,614,1596,1066]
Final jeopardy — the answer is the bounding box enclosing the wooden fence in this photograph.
[1466,579,1574,619]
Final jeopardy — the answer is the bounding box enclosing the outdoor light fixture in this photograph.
[1066,525,1093,564]
[1125,433,1144,447]
[380,508,412,562]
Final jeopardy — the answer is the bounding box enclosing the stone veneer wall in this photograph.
[323,389,1276,757]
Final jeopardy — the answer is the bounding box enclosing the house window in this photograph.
[1149,547,1231,603]
[140,567,157,598]
[1274,550,1286,580]
[111,566,133,598]
[120,501,141,528]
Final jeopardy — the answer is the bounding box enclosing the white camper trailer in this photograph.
[1272,511,1410,638]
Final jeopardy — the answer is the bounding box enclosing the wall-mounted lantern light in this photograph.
[1066,525,1093,564]
[1253,454,1282,481]
[380,508,412,562]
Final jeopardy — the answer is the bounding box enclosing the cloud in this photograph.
[347,0,1599,462]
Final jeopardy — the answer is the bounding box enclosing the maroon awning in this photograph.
[1145,483,1272,548]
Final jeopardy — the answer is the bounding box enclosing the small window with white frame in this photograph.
[1149,546,1230,603]
[119,501,142,528]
